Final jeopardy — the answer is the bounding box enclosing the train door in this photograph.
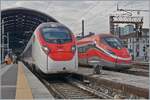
[78,46,88,65]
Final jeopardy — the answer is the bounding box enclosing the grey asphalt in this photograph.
[0,64,18,99]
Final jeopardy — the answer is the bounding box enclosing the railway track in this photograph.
[111,63,149,77]
[47,80,99,99]
[42,76,113,99]
[118,67,149,77]
[132,62,149,69]
[24,63,148,99]
[39,74,147,99]
[132,63,149,70]
[80,65,148,77]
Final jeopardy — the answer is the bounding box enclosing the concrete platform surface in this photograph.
[0,62,54,99]
[76,67,149,89]
[1,64,18,99]
[22,62,54,99]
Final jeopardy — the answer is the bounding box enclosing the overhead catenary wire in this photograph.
[68,1,100,27]
[34,1,148,34]
[78,1,146,34]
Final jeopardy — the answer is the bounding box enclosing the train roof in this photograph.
[77,33,116,45]
[93,33,116,37]
[38,22,67,28]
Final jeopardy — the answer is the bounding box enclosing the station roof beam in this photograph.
[1,7,58,55]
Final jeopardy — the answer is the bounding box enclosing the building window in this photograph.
[130,45,131,49]
[130,38,131,43]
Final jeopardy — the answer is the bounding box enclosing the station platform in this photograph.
[75,67,149,98]
[0,62,53,99]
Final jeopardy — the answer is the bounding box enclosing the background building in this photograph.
[114,26,124,36]
[124,25,134,35]
[120,28,149,61]
[114,24,134,36]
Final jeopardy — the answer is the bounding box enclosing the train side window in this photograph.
[78,47,83,53]
[78,46,87,53]
[89,44,95,48]
[85,45,90,51]
[78,43,95,53]
[87,44,95,50]
[82,46,85,51]
[85,46,88,52]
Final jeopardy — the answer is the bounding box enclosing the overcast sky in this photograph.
[1,0,149,35]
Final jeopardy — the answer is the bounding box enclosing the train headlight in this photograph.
[42,46,50,54]
[71,45,76,52]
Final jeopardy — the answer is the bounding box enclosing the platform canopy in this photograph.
[1,7,58,55]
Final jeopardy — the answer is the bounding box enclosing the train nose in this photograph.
[48,44,75,61]
[117,49,129,58]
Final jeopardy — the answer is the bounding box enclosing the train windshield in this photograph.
[41,27,72,43]
[102,37,123,49]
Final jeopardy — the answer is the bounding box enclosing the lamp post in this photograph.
[1,19,5,63]
[82,19,84,37]
[1,19,9,63]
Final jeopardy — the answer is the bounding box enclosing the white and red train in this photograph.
[21,22,78,74]
[77,34,132,70]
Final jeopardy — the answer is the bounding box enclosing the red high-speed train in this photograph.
[21,22,78,74]
[77,34,132,70]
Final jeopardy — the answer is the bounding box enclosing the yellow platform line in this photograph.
[16,62,33,99]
